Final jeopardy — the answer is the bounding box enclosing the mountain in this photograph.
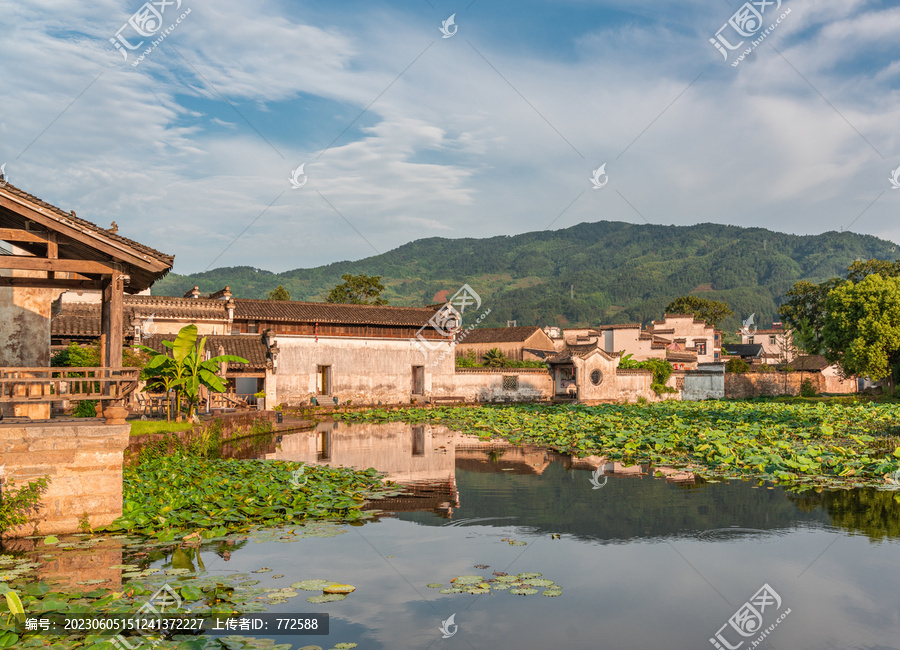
[152,221,898,333]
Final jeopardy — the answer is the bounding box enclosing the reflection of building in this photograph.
[265,421,460,516]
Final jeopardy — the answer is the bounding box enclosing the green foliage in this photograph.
[800,379,817,398]
[664,296,733,328]
[150,223,899,330]
[326,273,388,305]
[456,350,479,367]
[107,454,396,535]
[129,419,194,436]
[822,274,900,388]
[267,284,291,300]
[337,400,900,487]
[726,357,751,373]
[0,477,50,534]
[249,417,274,436]
[617,352,640,369]
[758,364,776,373]
[50,342,100,367]
[139,324,248,420]
[482,348,507,367]
[72,400,97,418]
[634,358,675,395]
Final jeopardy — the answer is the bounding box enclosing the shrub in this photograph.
[726,357,750,373]
[800,379,817,398]
[635,358,675,395]
[0,476,50,534]
[758,364,776,373]
[456,350,479,367]
[73,400,98,418]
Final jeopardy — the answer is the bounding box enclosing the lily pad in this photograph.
[439,587,464,594]
[323,584,355,594]
[426,583,443,588]
[451,575,484,585]
[510,587,539,596]
[43,536,59,545]
[307,593,346,604]
[291,579,336,591]
[521,578,554,587]
[542,589,563,597]
[517,572,542,579]
[494,575,519,583]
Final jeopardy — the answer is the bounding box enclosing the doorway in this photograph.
[317,365,331,395]
[412,365,425,396]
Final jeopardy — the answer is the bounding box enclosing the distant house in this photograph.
[722,343,764,361]
[455,325,555,362]
[777,355,859,394]
[739,322,795,364]
[644,314,722,364]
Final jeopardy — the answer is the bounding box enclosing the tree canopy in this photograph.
[267,285,291,301]
[326,273,388,305]
[664,296,733,328]
[822,274,900,392]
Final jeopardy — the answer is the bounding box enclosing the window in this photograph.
[248,321,258,334]
[590,370,603,385]
[697,342,707,356]
[502,375,518,391]
[412,425,425,456]
[748,337,754,344]
[769,335,776,345]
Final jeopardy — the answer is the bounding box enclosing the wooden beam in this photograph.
[0,194,170,272]
[0,277,104,290]
[108,273,124,370]
[0,228,50,243]
[47,232,57,280]
[0,256,115,275]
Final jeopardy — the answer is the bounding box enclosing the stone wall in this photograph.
[446,368,553,401]
[613,369,656,402]
[0,422,130,537]
[724,372,825,398]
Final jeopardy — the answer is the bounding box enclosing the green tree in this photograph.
[725,357,750,373]
[482,348,507,367]
[822,274,900,394]
[664,296,733,329]
[267,285,291,301]
[140,325,248,421]
[325,274,388,305]
[778,278,843,354]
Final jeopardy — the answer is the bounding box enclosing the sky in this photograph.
[1,0,899,274]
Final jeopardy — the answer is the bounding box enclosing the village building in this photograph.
[739,322,796,364]
[776,355,860,394]
[644,314,722,364]
[455,325,556,362]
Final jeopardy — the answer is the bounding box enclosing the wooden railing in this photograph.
[0,367,141,402]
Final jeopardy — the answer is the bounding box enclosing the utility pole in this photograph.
[570,284,574,300]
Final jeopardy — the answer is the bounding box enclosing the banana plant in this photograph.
[140,325,247,421]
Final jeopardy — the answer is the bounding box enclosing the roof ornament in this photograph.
[109,221,118,234]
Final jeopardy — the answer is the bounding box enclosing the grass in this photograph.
[129,419,194,436]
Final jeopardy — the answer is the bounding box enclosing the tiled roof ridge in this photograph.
[1,182,173,264]
[232,298,439,312]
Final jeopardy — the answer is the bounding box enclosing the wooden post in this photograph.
[99,275,111,370]
[108,271,123,370]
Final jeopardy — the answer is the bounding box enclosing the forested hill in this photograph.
[153,221,898,332]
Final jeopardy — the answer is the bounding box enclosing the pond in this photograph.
[5,420,900,649]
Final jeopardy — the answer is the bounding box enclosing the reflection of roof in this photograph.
[722,344,763,358]
[0,182,173,291]
[457,326,549,345]
[233,299,440,327]
[142,334,268,370]
[778,354,829,371]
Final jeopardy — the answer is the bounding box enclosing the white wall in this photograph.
[274,335,456,405]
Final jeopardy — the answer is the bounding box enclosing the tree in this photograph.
[822,274,900,395]
[664,296,733,329]
[140,325,248,421]
[778,278,843,354]
[326,274,388,305]
[482,348,507,367]
[267,285,291,301]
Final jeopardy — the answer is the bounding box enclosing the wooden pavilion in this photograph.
[0,182,173,419]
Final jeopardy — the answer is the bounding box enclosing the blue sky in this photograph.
[1,0,899,273]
